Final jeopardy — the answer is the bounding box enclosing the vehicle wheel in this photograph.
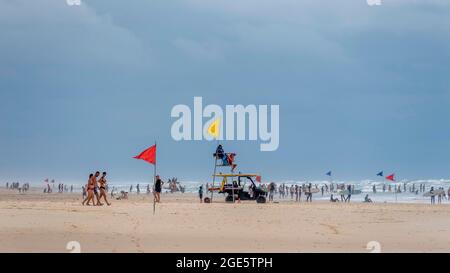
[204,197,211,203]
[225,195,235,203]
[256,196,266,204]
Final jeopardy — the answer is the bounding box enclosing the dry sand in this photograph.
[0,189,450,253]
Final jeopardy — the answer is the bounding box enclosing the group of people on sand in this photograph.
[79,173,164,205]
[199,179,450,205]
[5,182,30,193]
[82,171,111,206]
[57,183,73,193]
[429,187,450,205]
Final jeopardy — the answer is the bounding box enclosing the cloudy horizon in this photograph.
[0,0,449,184]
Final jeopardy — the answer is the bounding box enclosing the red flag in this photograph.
[256,176,262,183]
[386,174,395,182]
[134,145,157,165]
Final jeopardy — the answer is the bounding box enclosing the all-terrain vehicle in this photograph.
[208,173,267,204]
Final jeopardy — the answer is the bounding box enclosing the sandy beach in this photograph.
[0,188,450,253]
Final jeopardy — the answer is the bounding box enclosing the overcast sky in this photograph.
[0,0,449,184]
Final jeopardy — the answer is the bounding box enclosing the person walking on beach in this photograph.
[198,185,203,203]
[298,186,303,202]
[268,183,275,202]
[340,190,345,202]
[345,185,352,203]
[438,190,443,204]
[154,175,163,203]
[430,187,436,205]
[137,184,140,194]
[306,183,312,203]
[82,186,87,199]
[98,172,111,206]
[93,171,102,206]
[82,174,95,206]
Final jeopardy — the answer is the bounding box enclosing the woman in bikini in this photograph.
[98,172,111,206]
[82,174,95,206]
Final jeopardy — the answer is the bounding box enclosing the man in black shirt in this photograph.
[154,175,163,203]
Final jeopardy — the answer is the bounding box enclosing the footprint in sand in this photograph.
[320,223,340,235]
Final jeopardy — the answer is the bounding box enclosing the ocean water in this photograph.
[31,179,450,204]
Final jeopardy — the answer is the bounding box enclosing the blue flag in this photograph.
[326,171,332,176]
[377,171,384,177]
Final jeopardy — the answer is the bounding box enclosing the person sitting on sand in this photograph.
[82,174,95,206]
[98,172,111,206]
[364,194,373,203]
[330,194,339,203]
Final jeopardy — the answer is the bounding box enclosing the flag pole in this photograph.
[208,119,221,204]
[211,139,219,203]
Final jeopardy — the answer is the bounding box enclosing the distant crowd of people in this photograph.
[57,183,73,193]
[372,183,430,194]
[5,182,30,193]
[199,181,450,205]
[5,178,450,206]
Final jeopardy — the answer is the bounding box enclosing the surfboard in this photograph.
[423,190,445,197]
[337,190,349,195]
[303,188,320,194]
[337,190,362,195]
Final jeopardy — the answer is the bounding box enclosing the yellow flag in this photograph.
[207,118,221,139]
